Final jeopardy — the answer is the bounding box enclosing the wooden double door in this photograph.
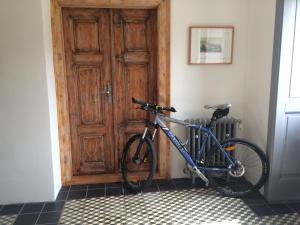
[62,8,157,176]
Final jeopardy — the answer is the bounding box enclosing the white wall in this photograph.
[0,0,61,204]
[42,0,62,198]
[170,0,249,178]
[170,0,276,178]
[243,0,276,151]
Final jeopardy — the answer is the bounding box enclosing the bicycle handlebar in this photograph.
[132,97,146,106]
[132,97,177,113]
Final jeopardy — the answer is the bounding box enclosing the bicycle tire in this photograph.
[121,134,157,193]
[205,138,269,197]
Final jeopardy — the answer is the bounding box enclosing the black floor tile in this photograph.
[0,204,23,215]
[248,204,275,217]
[231,184,252,192]
[70,184,87,191]
[36,212,61,224]
[67,190,86,200]
[156,179,176,191]
[56,191,68,201]
[87,189,105,198]
[106,182,123,189]
[106,187,123,197]
[88,183,105,190]
[41,224,57,225]
[20,203,44,214]
[43,201,65,212]
[140,180,158,193]
[268,203,295,215]
[242,192,267,205]
[123,188,138,196]
[172,178,193,190]
[122,184,142,195]
[287,203,300,213]
[149,180,159,188]
[14,213,39,225]
[193,178,207,188]
[60,186,70,192]
[142,186,159,193]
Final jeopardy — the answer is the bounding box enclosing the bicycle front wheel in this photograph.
[206,138,269,197]
[121,134,157,193]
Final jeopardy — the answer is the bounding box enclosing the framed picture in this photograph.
[189,26,234,65]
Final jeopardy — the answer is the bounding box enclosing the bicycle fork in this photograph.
[133,125,157,163]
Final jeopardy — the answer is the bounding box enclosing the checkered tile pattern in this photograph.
[59,188,300,224]
[0,215,17,225]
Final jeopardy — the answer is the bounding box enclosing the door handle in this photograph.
[101,84,112,104]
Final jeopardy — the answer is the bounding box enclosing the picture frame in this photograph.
[189,26,234,65]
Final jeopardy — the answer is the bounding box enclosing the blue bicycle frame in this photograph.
[154,114,236,174]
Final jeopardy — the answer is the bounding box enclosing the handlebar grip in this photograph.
[163,107,177,113]
[170,107,177,112]
[132,97,146,105]
[132,97,138,103]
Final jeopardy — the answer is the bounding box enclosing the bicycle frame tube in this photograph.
[156,114,235,171]
[155,115,197,168]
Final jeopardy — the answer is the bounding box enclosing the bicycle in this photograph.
[121,97,269,197]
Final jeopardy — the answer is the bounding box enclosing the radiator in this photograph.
[185,118,241,180]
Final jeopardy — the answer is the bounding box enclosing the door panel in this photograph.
[126,65,148,121]
[281,115,300,176]
[62,8,114,175]
[112,9,158,167]
[77,66,103,124]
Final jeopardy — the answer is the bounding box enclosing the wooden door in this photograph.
[62,8,115,175]
[112,9,158,168]
[62,8,158,178]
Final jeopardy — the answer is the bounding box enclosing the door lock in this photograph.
[101,83,112,104]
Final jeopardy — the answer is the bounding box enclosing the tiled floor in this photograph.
[0,178,300,225]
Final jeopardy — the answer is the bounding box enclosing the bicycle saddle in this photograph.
[204,104,231,110]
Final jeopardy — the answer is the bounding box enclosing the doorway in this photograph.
[51,0,170,185]
[266,0,300,201]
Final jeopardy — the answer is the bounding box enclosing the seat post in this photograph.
[208,116,217,129]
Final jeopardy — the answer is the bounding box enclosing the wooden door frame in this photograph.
[50,0,170,185]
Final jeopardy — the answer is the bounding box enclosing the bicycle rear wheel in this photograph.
[121,134,156,193]
[205,138,269,197]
